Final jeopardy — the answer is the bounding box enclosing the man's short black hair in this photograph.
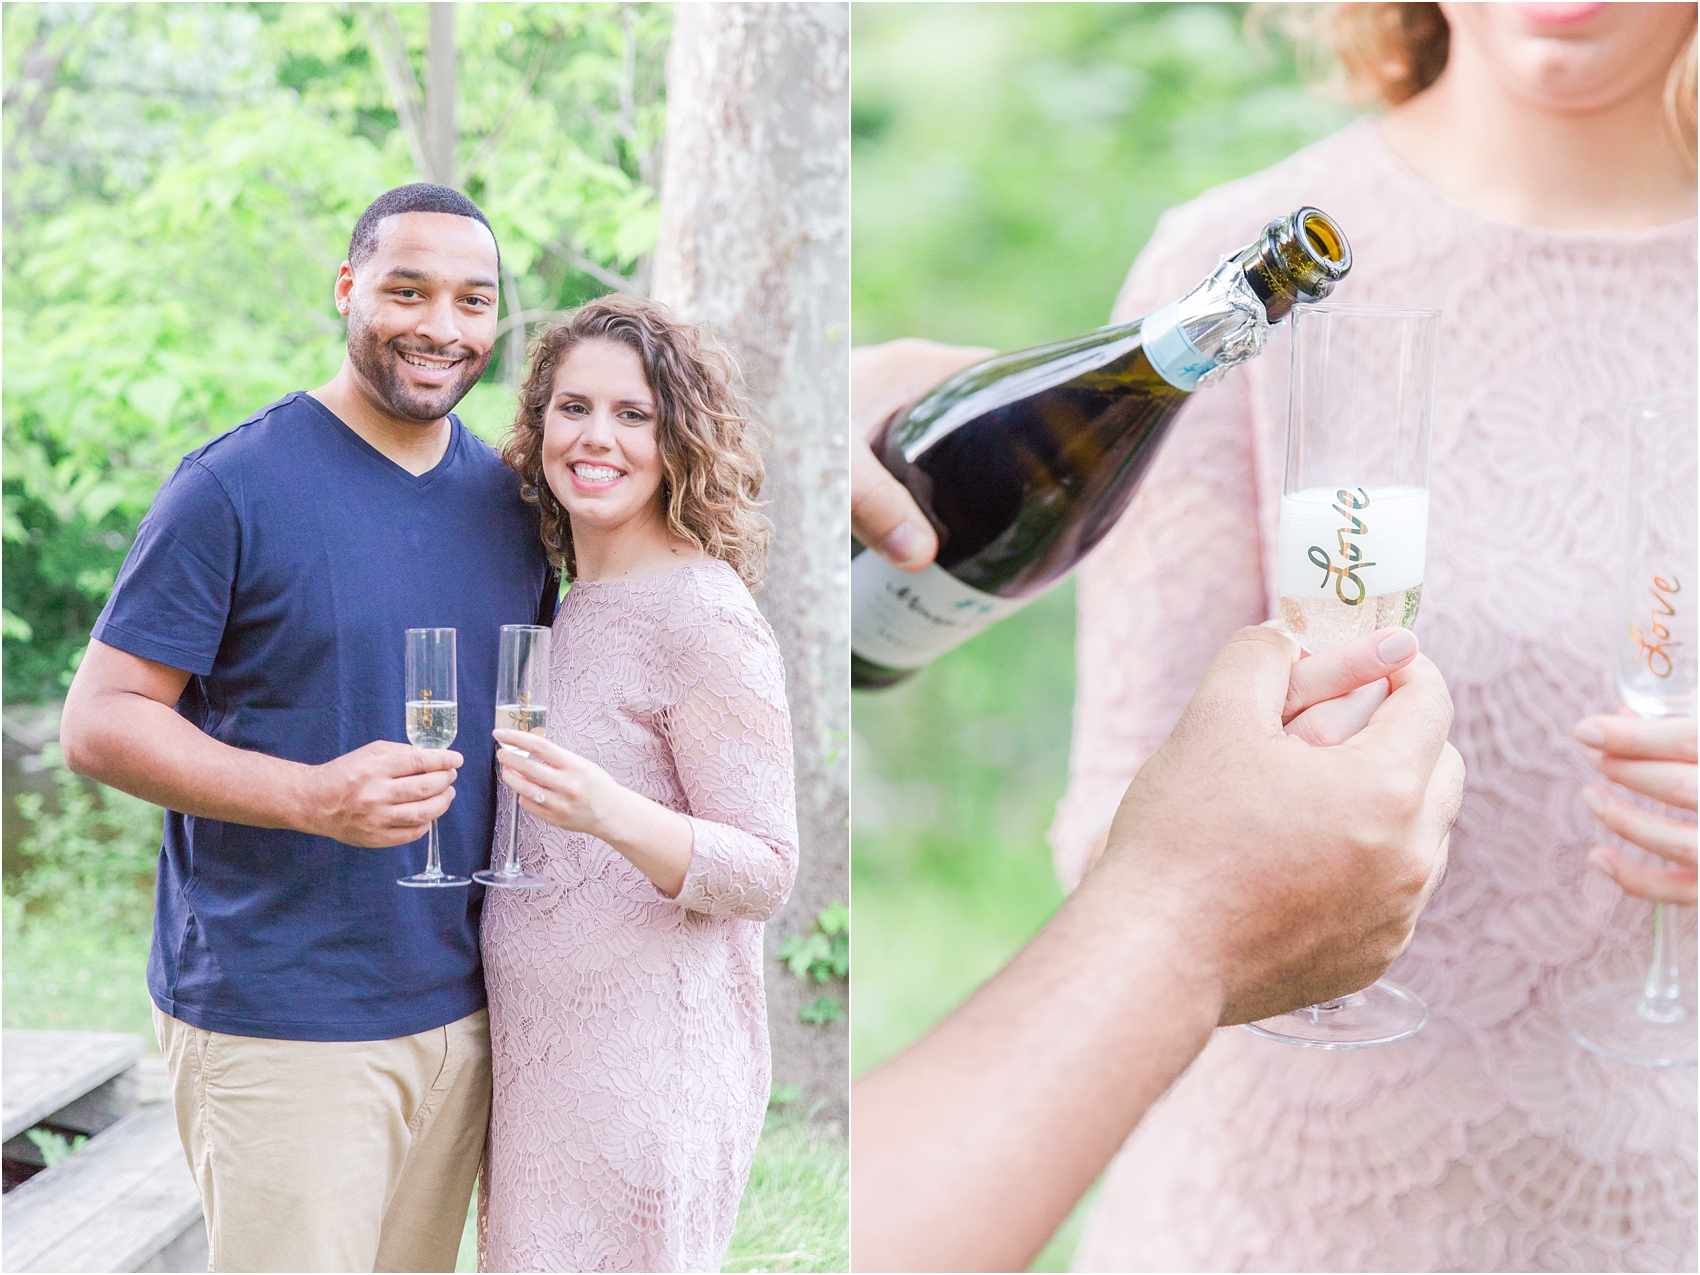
[347,183,498,269]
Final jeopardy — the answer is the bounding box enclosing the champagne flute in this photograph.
[1244,304,1439,1049]
[474,624,552,889]
[398,627,469,888]
[1561,395,1697,1068]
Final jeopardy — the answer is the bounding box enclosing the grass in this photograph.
[2,895,157,1038]
[724,1113,851,1273]
[452,1113,848,1272]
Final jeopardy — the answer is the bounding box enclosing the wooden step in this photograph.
[2,1031,143,1141]
[2,1101,205,1273]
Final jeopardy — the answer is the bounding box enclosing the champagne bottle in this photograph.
[851,207,1351,690]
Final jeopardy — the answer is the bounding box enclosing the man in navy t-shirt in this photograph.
[60,184,551,1272]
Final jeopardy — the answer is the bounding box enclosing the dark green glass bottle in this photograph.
[851,207,1351,689]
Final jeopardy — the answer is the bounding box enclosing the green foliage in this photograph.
[767,1082,804,1110]
[851,585,1078,1076]
[3,3,670,701]
[776,901,849,1027]
[7,746,162,927]
[852,2,1358,350]
[3,748,161,1038]
[797,995,845,1026]
[24,1127,88,1166]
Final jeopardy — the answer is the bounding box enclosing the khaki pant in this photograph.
[153,1006,491,1273]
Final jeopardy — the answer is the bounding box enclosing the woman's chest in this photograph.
[546,600,684,804]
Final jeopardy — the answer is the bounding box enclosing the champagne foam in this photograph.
[1277,485,1428,598]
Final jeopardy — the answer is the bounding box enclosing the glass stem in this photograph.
[423,818,444,881]
[1638,902,1684,1024]
[504,791,523,876]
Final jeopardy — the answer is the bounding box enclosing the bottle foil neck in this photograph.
[1142,258,1270,391]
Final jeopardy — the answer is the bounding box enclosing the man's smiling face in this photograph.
[339,211,500,423]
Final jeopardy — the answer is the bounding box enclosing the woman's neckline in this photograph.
[1355,115,1698,246]
[569,557,721,589]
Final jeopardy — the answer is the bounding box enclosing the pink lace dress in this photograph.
[478,560,798,1272]
[1049,120,1697,1272]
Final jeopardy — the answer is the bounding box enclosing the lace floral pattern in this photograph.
[479,560,798,1273]
[1050,120,1698,1272]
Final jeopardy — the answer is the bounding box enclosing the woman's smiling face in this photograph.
[541,336,666,537]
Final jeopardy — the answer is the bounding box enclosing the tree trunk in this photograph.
[652,2,849,1124]
[425,3,456,185]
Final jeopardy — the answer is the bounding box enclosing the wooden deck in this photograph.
[2,1030,205,1273]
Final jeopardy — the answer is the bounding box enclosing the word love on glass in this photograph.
[1308,487,1375,606]
[1629,575,1681,679]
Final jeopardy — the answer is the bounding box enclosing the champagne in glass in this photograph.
[1562,395,1697,1068]
[1244,304,1440,1049]
[475,624,552,889]
[398,627,469,889]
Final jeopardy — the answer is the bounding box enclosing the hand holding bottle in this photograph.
[1575,710,1697,906]
[852,208,1351,689]
[850,338,990,570]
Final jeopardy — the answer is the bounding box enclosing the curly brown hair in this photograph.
[502,294,770,592]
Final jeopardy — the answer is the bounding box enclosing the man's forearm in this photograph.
[62,688,316,831]
[851,854,1221,1272]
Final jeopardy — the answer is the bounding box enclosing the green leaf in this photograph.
[829,933,849,978]
[815,901,849,936]
[798,995,845,1026]
[123,375,183,428]
[24,1127,87,1167]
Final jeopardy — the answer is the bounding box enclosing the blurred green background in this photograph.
[850,4,1358,1267]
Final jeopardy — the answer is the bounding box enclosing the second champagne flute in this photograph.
[1244,303,1439,1048]
[399,626,469,889]
[1561,395,1697,1068]
[475,624,552,889]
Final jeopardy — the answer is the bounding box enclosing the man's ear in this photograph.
[334,261,355,317]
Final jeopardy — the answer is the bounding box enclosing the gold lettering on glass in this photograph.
[1308,487,1376,606]
[1630,575,1681,679]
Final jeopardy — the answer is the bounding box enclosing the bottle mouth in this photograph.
[1295,207,1351,278]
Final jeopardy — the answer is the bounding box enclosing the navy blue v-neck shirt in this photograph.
[93,391,553,1041]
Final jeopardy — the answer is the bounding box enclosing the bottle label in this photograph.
[851,553,1034,670]
[1140,300,1215,391]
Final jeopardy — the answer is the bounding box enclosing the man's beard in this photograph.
[345,305,491,422]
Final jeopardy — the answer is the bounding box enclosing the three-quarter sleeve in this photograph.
[1047,208,1273,891]
[663,603,800,921]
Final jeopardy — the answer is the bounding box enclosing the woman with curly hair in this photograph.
[475,293,797,1271]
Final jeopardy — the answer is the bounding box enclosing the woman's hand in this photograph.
[1574,711,1698,906]
[493,729,694,897]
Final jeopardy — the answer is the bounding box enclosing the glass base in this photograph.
[472,868,551,889]
[1562,980,1698,1068]
[1241,980,1428,1049]
[397,872,470,889]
